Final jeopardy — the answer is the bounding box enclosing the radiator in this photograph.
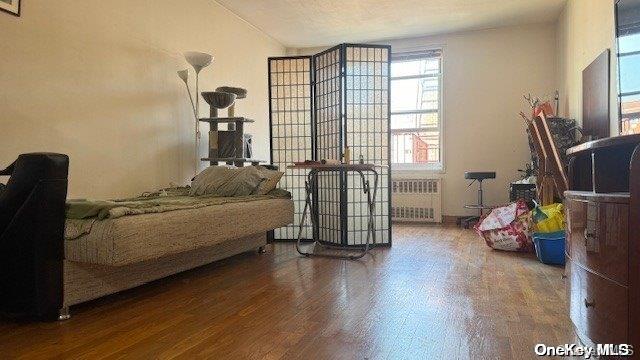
[391,178,442,223]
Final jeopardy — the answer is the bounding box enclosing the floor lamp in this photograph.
[179,51,213,176]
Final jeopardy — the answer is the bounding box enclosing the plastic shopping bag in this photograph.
[474,200,533,252]
[532,203,564,233]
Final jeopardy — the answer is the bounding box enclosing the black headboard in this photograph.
[0,153,68,320]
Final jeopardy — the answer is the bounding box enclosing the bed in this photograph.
[63,196,293,309]
[0,153,294,320]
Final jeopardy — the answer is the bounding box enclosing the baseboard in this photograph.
[443,215,461,225]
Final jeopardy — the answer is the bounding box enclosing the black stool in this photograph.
[461,171,496,229]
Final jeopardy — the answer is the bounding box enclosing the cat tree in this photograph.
[200,87,262,167]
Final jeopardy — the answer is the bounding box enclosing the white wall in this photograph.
[556,0,618,135]
[0,2,577,218]
[391,25,558,217]
[292,24,558,217]
[0,0,285,198]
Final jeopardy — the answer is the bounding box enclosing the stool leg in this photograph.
[477,179,484,217]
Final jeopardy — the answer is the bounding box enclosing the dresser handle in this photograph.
[584,299,596,308]
[561,274,567,279]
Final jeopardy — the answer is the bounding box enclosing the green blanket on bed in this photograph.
[66,187,291,220]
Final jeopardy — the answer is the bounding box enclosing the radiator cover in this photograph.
[391,178,442,223]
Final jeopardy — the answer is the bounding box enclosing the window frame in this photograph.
[615,0,640,134]
[390,46,445,172]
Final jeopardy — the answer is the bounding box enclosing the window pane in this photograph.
[621,94,640,134]
[391,78,439,112]
[390,113,439,130]
[619,32,640,54]
[391,131,440,164]
[620,53,640,94]
[391,58,440,77]
[390,50,442,165]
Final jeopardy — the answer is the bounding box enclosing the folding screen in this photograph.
[268,44,392,246]
[314,46,344,245]
[344,44,391,246]
[268,56,313,240]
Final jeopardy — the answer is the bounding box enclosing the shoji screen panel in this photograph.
[268,56,313,240]
[268,44,392,247]
[344,45,392,246]
[313,46,343,246]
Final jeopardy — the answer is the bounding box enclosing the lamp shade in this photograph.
[184,51,213,73]
[177,69,189,84]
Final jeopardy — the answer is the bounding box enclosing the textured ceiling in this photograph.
[215,0,566,48]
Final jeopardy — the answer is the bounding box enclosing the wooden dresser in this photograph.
[565,134,640,350]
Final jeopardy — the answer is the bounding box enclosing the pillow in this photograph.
[190,166,264,197]
[253,166,284,195]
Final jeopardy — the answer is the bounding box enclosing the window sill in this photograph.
[391,163,445,173]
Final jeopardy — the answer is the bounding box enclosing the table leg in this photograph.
[370,170,379,244]
[295,169,378,260]
[295,171,315,256]
[346,170,376,259]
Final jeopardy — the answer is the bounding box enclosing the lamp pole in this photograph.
[183,52,213,177]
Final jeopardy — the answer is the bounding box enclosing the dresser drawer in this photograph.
[565,198,628,285]
[567,259,628,344]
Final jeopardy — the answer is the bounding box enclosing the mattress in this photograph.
[64,198,293,266]
[63,233,267,306]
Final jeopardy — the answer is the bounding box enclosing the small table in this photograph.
[287,163,381,259]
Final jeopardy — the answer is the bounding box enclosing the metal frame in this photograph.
[268,44,392,247]
[296,168,379,259]
[461,178,495,229]
[313,45,344,246]
[343,43,393,247]
[615,0,640,135]
[268,56,314,241]
[615,0,623,135]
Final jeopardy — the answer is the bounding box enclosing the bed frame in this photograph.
[0,154,289,321]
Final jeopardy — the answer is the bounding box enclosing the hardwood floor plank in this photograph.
[0,225,576,359]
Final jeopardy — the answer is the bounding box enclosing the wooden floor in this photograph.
[0,225,576,359]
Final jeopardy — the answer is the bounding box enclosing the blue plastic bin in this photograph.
[532,231,566,265]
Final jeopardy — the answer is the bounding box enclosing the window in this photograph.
[616,0,640,134]
[390,49,443,169]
